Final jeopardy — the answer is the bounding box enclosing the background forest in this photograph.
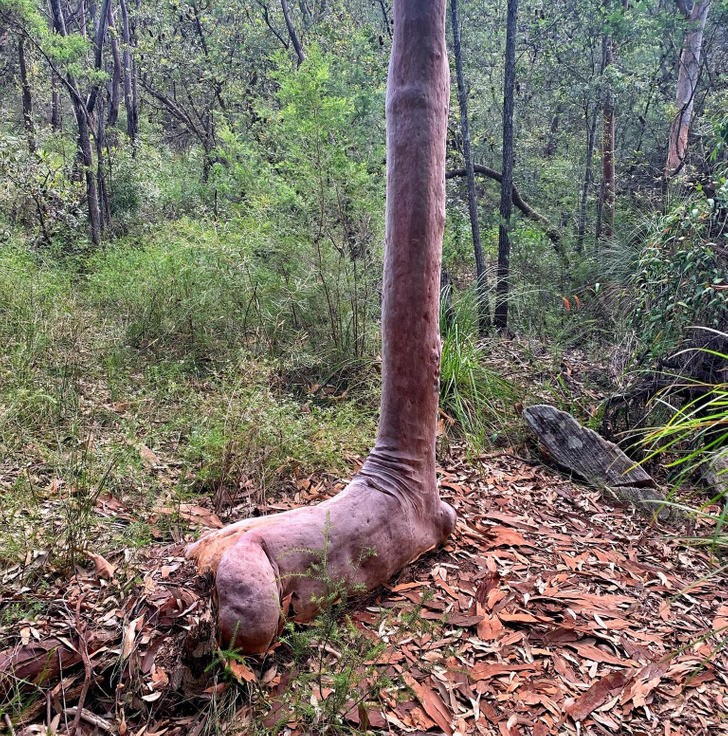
[0,0,727,733]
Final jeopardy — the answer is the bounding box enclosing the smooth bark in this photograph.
[494,0,518,333]
[596,30,615,243]
[665,0,710,178]
[187,0,456,655]
[450,0,490,334]
[281,0,306,67]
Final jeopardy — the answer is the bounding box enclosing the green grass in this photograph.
[0,229,378,577]
[439,324,520,449]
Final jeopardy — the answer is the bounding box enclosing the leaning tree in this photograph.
[186,0,457,654]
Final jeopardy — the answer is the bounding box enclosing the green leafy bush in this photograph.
[629,189,728,357]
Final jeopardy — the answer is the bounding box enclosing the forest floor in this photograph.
[1,442,727,736]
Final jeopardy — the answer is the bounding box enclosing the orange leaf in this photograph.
[566,670,629,722]
[402,673,453,736]
[228,659,257,683]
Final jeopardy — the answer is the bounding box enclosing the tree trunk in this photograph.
[75,101,102,247]
[51,72,62,131]
[49,0,102,247]
[543,103,562,158]
[18,35,37,154]
[523,405,676,520]
[107,3,122,127]
[450,0,490,334]
[665,0,710,178]
[597,31,616,243]
[494,0,518,334]
[96,101,112,230]
[576,101,599,253]
[119,0,138,148]
[281,0,306,67]
[186,0,456,655]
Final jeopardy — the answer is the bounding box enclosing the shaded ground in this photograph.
[2,446,726,735]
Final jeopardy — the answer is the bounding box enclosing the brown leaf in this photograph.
[483,526,534,548]
[228,659,257,683]
[87,552,116,579]
[568,642,630,666]
[139,443,161,467]
[402,673,453,736]
[713,603,728,633]
[566,670,629,722]
[470,662,538,680]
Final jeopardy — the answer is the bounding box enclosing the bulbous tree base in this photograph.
[187,471,456,653]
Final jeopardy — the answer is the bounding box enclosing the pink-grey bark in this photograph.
[665,0,710,178]
[187,0,456,655]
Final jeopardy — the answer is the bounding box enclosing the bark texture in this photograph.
[187,0,456,655]
[494,0,518,333]
[523,404,674,520]
[597,31,615,242]
[665,0,710,178]
[450,0,490,334]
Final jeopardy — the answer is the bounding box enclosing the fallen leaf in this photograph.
[566,670,629,722]
[402,673,453,736]
[87,551,117,579]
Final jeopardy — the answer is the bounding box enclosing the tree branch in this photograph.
[446,164,563,253]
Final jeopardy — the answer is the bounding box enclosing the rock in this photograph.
[523,404,675,520]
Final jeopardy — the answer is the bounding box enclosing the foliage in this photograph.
[629,191,728,358]
[0,133,85,245]
[439,323,519,449]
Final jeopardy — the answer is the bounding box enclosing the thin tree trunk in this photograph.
[450,0,490,334]
[18,36,37,154]
[494,0,518,333]
[96,102,112,230]
[75,100,102,246]
[576,101,599,253]
[597,30,615,243]
[107,3,122,127]
[119,0,137,148]
[49,0,102,246]
[665,0,710,178]
[543,103,562,158]
[51,73,62,131]
[281,0,305,66]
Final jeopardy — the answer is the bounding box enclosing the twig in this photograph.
[3,714,16,736]
[64,707,114,733]
[70,597,93,736]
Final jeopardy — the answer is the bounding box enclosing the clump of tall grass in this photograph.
[439,324,518,449]
[636,330,727,553]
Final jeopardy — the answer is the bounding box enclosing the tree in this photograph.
[494,0,518,333]
[665,0,711,178]
[186,0,456,654]
[17,36,36,154]
[596,2,616,243]
[450,0,490,334]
